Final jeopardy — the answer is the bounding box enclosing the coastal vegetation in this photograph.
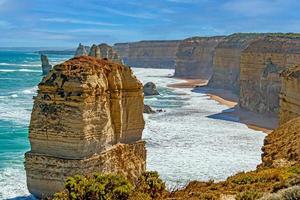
[51,166,300,199]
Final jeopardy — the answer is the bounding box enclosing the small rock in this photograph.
[143,82,159,96]
[144,105,155,114]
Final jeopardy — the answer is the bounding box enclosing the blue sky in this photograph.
[0,0,300,47]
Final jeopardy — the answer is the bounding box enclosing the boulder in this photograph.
[144,104,155,114]
[143,82,159,96]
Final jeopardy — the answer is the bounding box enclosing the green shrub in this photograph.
[236,190,263,200]
[135,171,166,199]
[53,173,133,200]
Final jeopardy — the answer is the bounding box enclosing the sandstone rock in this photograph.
[74,43,89,57]
[261,117,300,168]
[89,43,123,64]
[239,35,300,115]
[174,36,224,79]
[279,65,300,125]
[144,104,155,114]
[40,54,52,75]
[25,56,146,198]
[208,33,264,94]
[143,82,159,96]
[113,40,180,68]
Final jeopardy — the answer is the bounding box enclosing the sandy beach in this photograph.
[170,79,278,134]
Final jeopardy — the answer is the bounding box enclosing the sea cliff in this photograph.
[174,36,224,79]
[208,33,263,94]
[25,56,146,197]
[279,65,300,125]
[239,35,300,115]
[113,40,180,68]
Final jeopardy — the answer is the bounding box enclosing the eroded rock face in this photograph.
[113,40,180,68]
[89,43,123,64]
[143,82,159,96]
[174,36,224,79]
[261,117,300,168]
[40,54,52,75]
[74,43,90,57]
[239,36,300,115]
[25,56,146,198]
[208,33,263,94]
[279,65,300,125]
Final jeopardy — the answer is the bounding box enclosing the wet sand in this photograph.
[169,79,278,134]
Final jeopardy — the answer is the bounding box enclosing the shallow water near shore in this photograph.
[0,51,265,199]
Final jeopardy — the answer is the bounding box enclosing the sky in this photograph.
[0,0,300,47]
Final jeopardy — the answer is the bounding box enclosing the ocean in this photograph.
[0,50,266,199]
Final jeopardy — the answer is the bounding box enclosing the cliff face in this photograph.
[40,54,52,75]
[174,36,224,79]
[113,40,180,68]
[239,36,300,115]
[208,34,263,93]
[261,117,300,168]
[279,65,300,125]
[25,56,146,198]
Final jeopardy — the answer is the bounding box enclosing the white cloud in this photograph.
[102,7,157,19]
[40,18,119,26]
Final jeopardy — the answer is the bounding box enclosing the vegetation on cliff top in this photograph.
[51,165,300,200]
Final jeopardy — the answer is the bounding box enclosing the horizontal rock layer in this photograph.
[279,65,300,125]
[25,142,146,198]
[25,56,146,197]
[239,36,300,115]
[174,36,224,79]
[208,33,264,94]
[114,40,180,68]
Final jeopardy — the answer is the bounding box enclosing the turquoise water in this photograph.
[0,50,72,199]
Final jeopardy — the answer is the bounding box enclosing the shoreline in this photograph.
[169,78,277,134]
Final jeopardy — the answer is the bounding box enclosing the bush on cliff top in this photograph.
[53,171,166,200]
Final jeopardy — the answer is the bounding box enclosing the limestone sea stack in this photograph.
[279,65,300,125]
[239,35,300,115]
[174,36,224,79]
[25,56,146,198]
[113,40,180,68]
[74,43,90,57]
[208,33,263,94]
[89,43,123,64]
[40,54,52,75]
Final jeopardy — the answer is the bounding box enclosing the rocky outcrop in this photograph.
[208,33,264,94]
[239,35,300,115]
[174,36,224,79]
[113,40,180,68]
[89,43,123,64]
[279,65,300,125]
[40,54,52,75]
[25,56,146,198]
[144,104,155,114]
[261,117,300,168]
[143,82,159,96]
[74,43,90,57]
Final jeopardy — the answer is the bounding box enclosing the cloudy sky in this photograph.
[0,0,300,47]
